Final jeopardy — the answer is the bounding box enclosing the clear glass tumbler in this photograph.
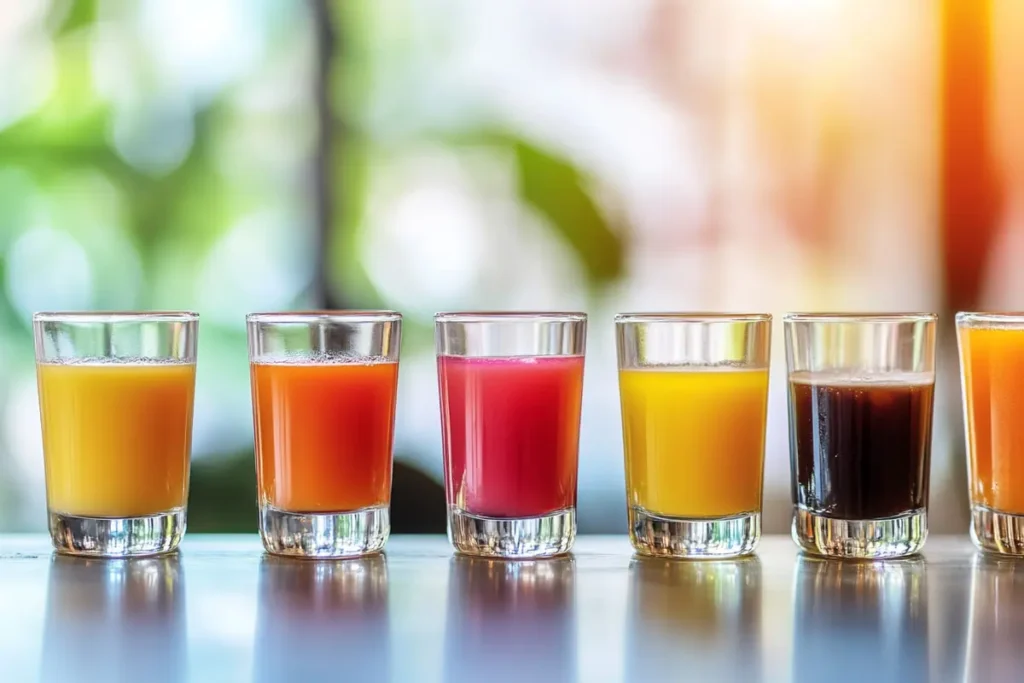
[436,312,586,558]
[248,312,401,558]
[615,313,771,558]
[785,313,937,558]
[34,311,198,557]
[957,312,1024,554]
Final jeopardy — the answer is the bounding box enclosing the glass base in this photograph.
[629,507,760,558]
[447,506,575,558]
[970,504,1024,555]
[49,508,185,557]
[259,504,389,558]
[793,506,927,558]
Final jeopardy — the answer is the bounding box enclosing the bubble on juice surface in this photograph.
[631,360,764,371]
[788,370,934,387]
[39,356,194,366]
[252,353,395,366]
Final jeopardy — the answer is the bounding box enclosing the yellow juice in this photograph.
[38,361,196,518]
[619,367,768,518]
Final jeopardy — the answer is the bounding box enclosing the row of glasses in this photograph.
[30,310,1024,560]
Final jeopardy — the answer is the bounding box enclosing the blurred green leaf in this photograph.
[53,0,98,36]
[512,140,623,284]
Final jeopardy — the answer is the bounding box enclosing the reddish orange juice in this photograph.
[251,359,398,513]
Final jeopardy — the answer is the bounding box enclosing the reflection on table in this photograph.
[625,556,761,682]
[793,556,928,683]
[964,554,1024,682]
[41,554,186,683]
[253,554,389,683]
[443,555,577,683]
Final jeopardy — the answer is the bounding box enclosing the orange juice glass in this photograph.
[615,313,771,558]
[248,311,401,558]
[34,312,198,557]
[957,312,1024,554]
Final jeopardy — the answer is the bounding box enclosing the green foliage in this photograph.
[513,140,624,284]
[187,452,258,533]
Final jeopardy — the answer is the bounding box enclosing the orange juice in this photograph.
[619,367,768,518]
[960,326,1024,514]
[251,359,398,513]
[38,361,196,518]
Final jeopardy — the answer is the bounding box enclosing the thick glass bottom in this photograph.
[447,506,575,558]
[49,508,185,557]
[629,507,759,558]
[260,504,389,558]
[970,504,1024,555]
[793,506,927,558]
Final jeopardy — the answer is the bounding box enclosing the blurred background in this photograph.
[0,0,1015,534]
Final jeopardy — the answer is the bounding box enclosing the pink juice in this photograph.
[438,355,585,519]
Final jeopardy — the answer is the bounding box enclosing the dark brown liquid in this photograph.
[789,375,934,519]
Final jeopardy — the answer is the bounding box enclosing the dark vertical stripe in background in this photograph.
[940,0,1002,531]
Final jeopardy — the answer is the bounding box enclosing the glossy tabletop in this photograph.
[0,535,1018,682]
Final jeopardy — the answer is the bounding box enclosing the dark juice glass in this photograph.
[784,313,936,559]
[436,312,587,558]
[789,375,934,519]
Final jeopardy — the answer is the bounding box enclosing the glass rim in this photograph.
[783,312,936,323]
[434,311,586,323]
[956,312,1024,326]
[246,310,402,324]
[615,312,771,324]
[33,311,198,323]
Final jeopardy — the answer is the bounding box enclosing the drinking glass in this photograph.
[957,312,1024,554]
[247,311,401,558]
[615,313,771,557]
[34,312,198,557]
[784,313,937,558]
[436,312,586,558]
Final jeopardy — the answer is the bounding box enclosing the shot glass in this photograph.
[957,312,1024,554]
[615,313,771,558]
[785,313,937,558]
[248,311,401,558]
[34,312,198,557]
[436,312,586,558]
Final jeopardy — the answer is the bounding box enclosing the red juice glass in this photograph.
[436,312,587,558]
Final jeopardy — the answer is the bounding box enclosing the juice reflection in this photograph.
[443,556,577,683]
[625,557,761,682]
[41,556,186,683]
[964,554,1024,681]
[254,555,389,683]
[793,557,927,683]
